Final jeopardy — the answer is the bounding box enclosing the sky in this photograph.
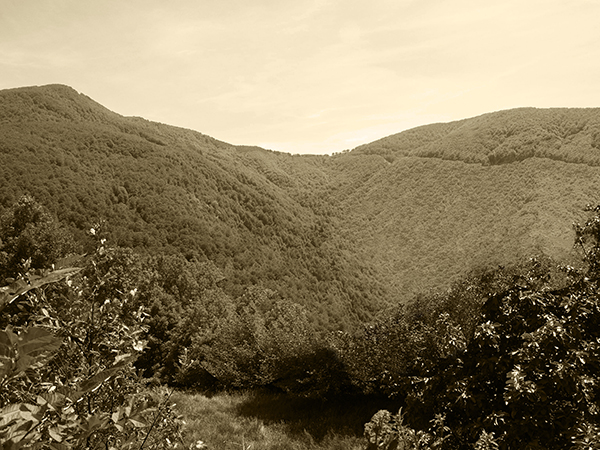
[1,0,599,154]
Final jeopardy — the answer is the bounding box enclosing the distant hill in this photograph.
[353,107,600,165]
[1,84,600,329]
[346,108,600,296]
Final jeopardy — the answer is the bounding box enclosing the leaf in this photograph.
[0,267,83,309]
[48,443,72,450]
[36,392,66,410]
[76,413,110,442]
[0,403,42,445]
[48,427,63,442]
[14,327,62,374]
[73,354,137,400]
[114,352,132,364]
[18,327,62,358]
[2,420,36,445]
[0,404,24,428]
[31,267,82,288]
[85,413,108,431]
[7,279,28,296]
[128,417,147,428]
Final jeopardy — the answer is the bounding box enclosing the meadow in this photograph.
[172,390,398,450]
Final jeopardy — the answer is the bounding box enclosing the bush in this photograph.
[0,217,185,448]
[362,205,600,449]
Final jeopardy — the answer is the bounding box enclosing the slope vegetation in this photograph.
[2,84,600,322]
[0,85,388,330]
[339,108,600,298]
[353,107,600,165]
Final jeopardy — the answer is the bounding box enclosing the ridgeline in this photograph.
[2,84,600,329]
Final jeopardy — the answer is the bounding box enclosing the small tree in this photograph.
[0,195,75,282]
[0,210,186,448]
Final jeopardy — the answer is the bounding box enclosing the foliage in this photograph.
[0,194,75,282]
[429,259,600,448]
[173,389,393,450]
[4,87,600,448]
[364,409,430,450]
[0,199,185,449]
[6,86,600,333]
[331,262,537,399]
[173,284,350,396]
[363,408,455,450]
[0,84,395,333]
[354,108,600,166]
[359,205,600,449]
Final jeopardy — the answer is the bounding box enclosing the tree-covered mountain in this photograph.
[2,84,600,329]
[353,107,600,165]
[0,84,388,331]
[345,108,600,298]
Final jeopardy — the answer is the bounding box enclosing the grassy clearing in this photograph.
[172,390,399,450]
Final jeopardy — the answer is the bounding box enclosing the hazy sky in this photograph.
[2,0,599,154]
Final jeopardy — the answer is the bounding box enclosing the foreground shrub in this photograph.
[363,205,600,449]
[0,208,185,448]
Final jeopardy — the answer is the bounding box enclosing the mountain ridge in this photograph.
[354,107,600,166]
[0,84,394,330]
[2,84,600,328]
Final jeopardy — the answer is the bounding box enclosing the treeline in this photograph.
[2,195,600,448]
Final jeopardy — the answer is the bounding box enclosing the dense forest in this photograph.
[1,85,600,448]
[2,86,600,321]
[0,85,392,332]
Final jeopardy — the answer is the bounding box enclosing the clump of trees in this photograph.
[0,194,75,282]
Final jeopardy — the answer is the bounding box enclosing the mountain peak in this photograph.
[0,83,119,124]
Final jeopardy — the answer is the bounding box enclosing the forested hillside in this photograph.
[337,157,600,299]
[353,107,600,165]
[3,85,600,449]
[342,108,600,298]
[0,85,389,331]
[2,85,600,322]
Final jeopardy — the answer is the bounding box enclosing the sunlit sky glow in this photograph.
[2,0,599,154]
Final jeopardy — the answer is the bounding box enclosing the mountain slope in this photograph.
[353,108,600,165]
[0,85,389,330]
[2,84,600,324]
[336,155,600,298]
[337,108,600,298]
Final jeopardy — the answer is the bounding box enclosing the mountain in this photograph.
[2,84,600,329]
[0,84,388,331]
[353,107,600,165]
[346,108,600,295]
